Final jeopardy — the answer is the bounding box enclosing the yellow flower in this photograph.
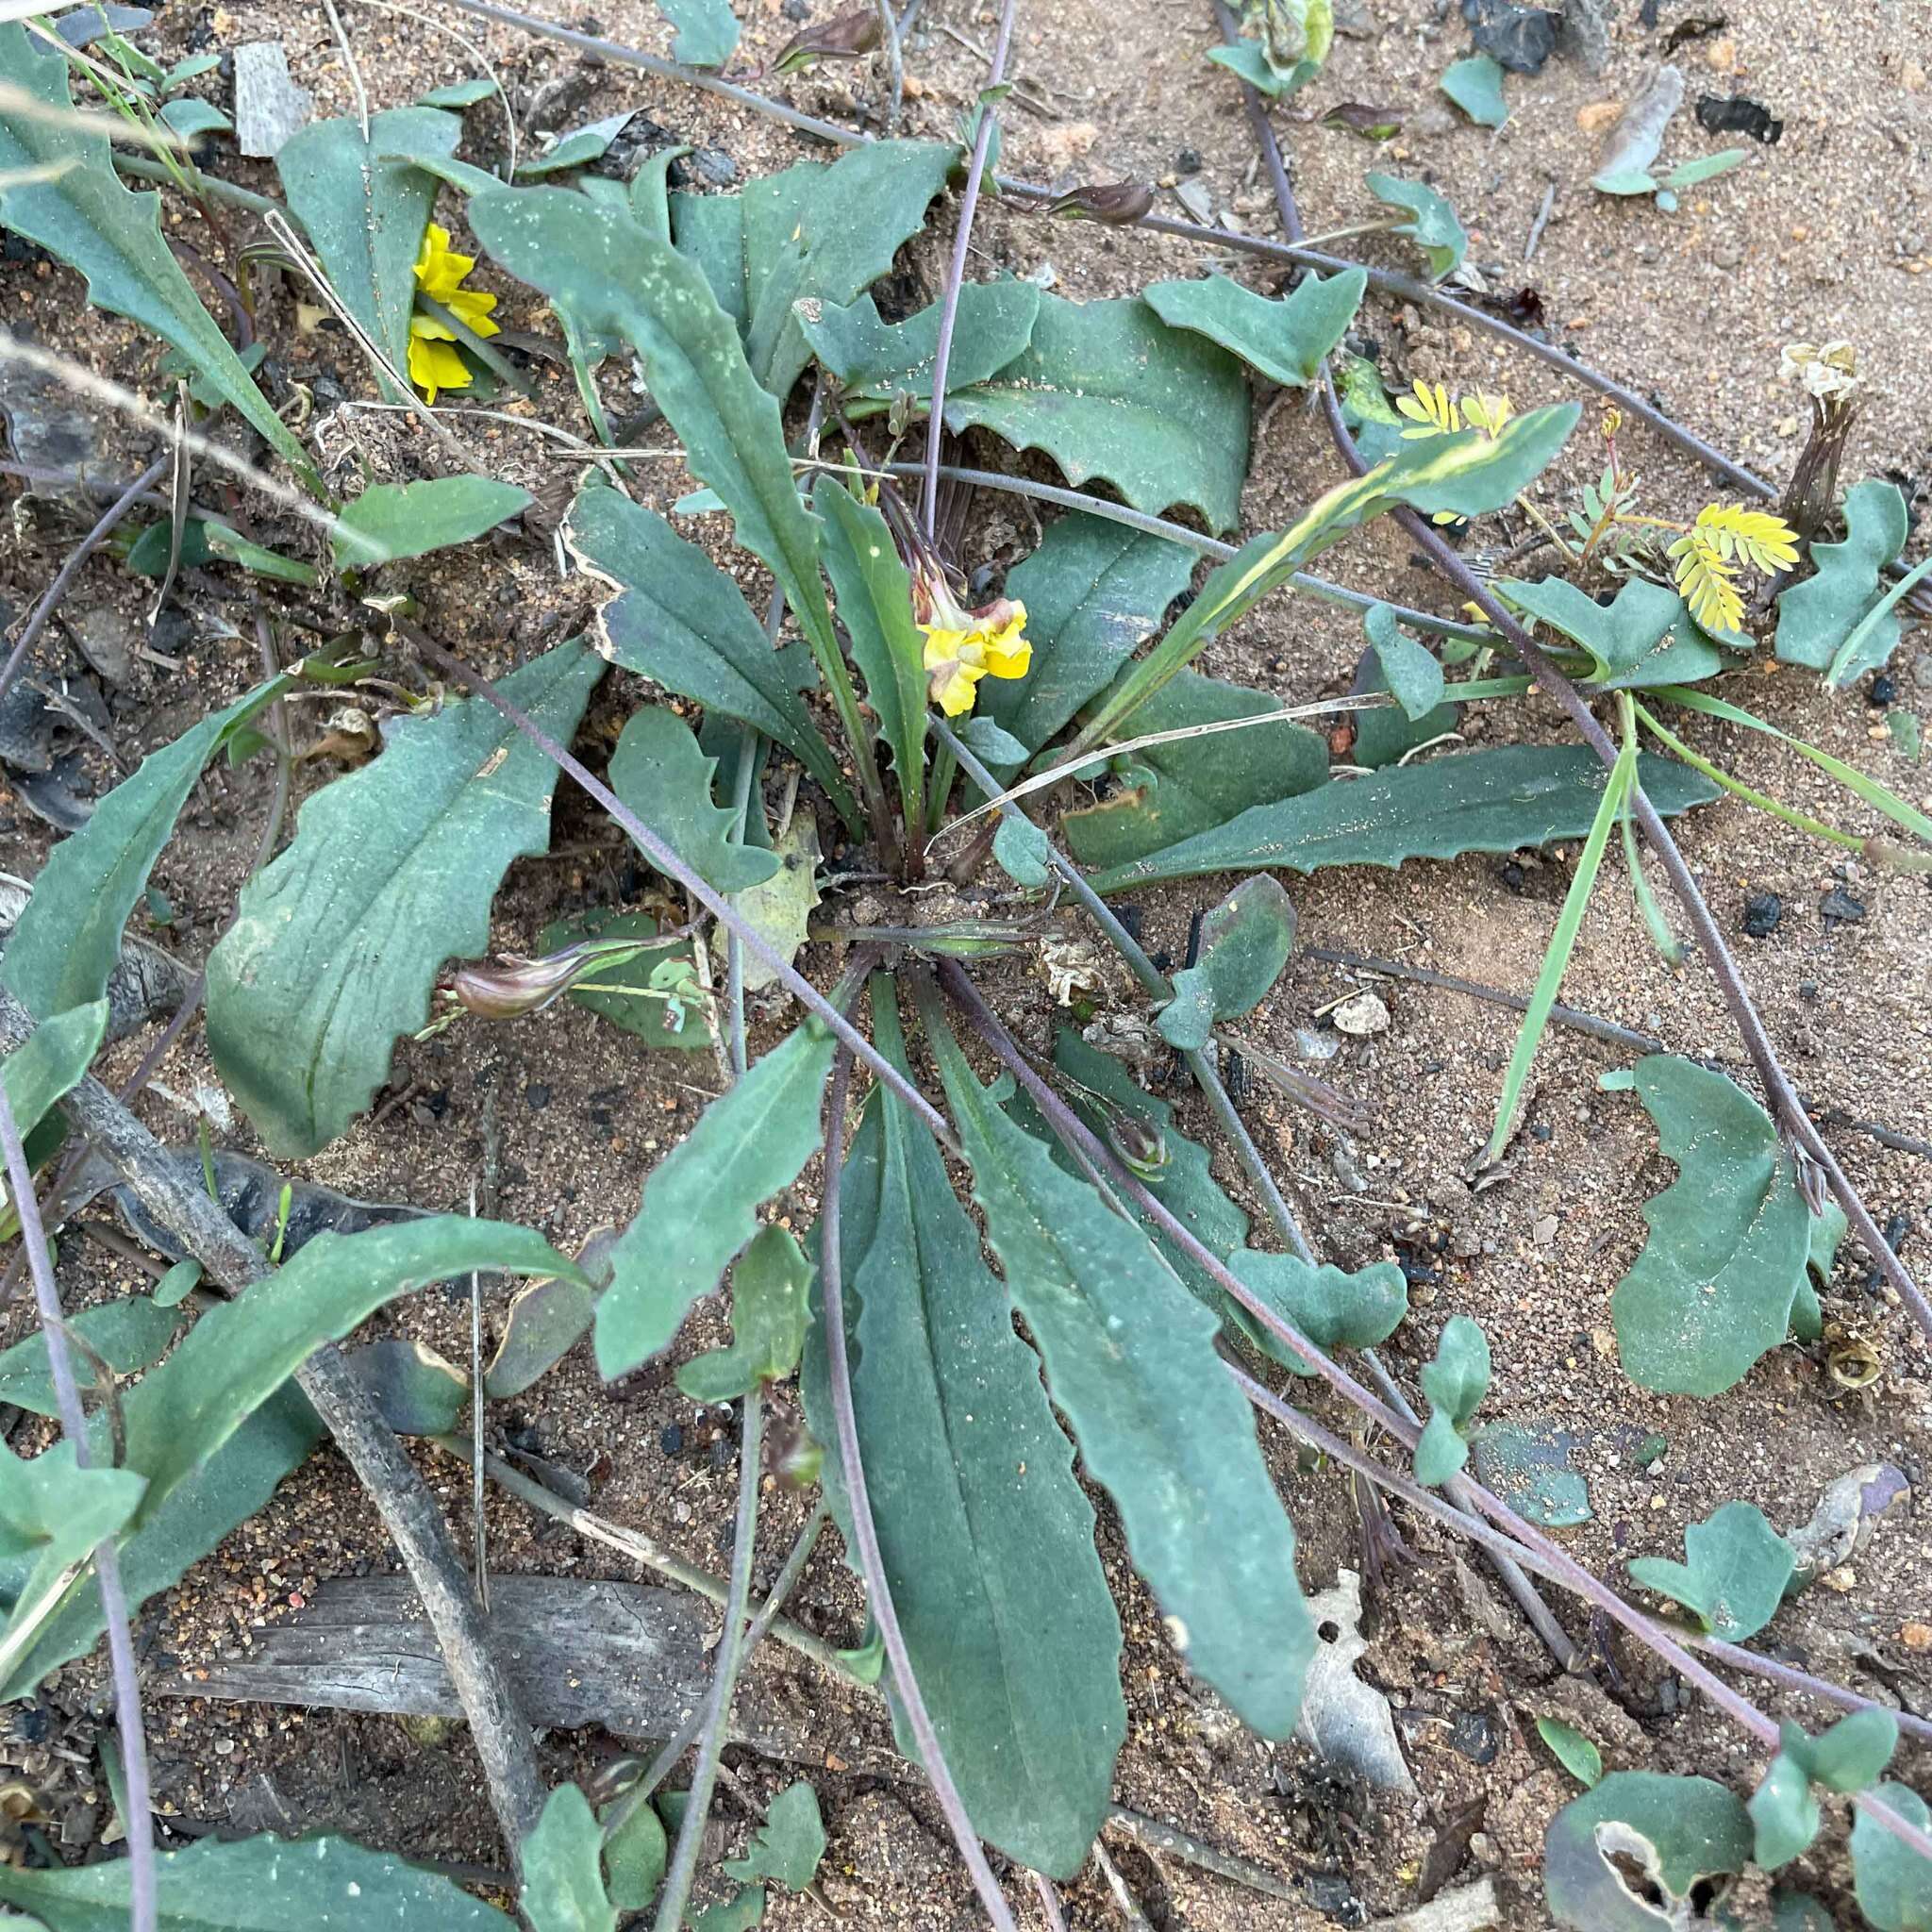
[409,223,500,404]
[909,552,1029,716]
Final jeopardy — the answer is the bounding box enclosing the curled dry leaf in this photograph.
[770,5,881,75]
[1040,181,1158,225]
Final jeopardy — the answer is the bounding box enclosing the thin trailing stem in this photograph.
[0,1079,157,1932]
[652,1387,763,1932]
[819,1048,1021,1932]
[872,0,903,131]
[414,291,541,400]
[919,0,1017,539]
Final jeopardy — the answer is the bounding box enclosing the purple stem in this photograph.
[0,1079,158,1932]
[918,0,1018,539]
[819,1048,1021,1932]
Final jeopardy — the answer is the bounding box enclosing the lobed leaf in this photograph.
[1545,1772,1752,1932]
[207,641,603,1157]
[1626,1500,1794,1641]
[794,283,1040,402]
[675,1225,811,1402]
[1224,1251,1407,1374]
[722,1781,826,1893]
[1157,876,1296,1050]
[656,0,741,67]
[1500,575,1726,690]
[1414,1314,1489,1486]
[1774,478,1911,686]
[608,706,779,896]
[1366,170,1469,279]
[1142,267,1366,391]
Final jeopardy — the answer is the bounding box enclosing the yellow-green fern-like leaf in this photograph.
[1396,379,1460,440]
[1694,504,1800,575]
[1670,531,1744,633]
[1460,390,1514,439]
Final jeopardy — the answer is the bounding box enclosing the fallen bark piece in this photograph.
[233,42,313,158]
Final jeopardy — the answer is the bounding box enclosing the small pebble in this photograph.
[1332,991,1391,1037]
[1529,1121,1554,1143]
[1175,147,1203,174]
[1868,673,1897,708]
[1819,886,1866,925]
[691,146,738,186]
[659,1424,684,1457]
[1532,1214,1558,1246]
[782,0,808,16]
[1450,1710,1499,1764]
[1742,891,1782,938]
[1901,1622,1932,1651]
[525,1083,552,1110]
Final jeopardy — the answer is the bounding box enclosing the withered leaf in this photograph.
[1041,180,1157,225]
[770,5,882,75]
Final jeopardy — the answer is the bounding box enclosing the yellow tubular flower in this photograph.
[911,553,1032,715]
[409,224,501,404]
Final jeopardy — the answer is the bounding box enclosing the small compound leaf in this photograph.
[521,1783,616,1932]
[0,1831,517,1930]
[1607,1056,1812,1395]
[1500,575,1726,691]
[1537,1715,1604,1787]
[486,1272,596,1398]
[1365,170,1469,279]
[207,642,603,1158]
[2,684,283,1024]
[597,1023,836,1376]
[721,1781,825,1892]
[515,109,637,177]
[794,283,1040,402]
[1545,1772,1752,1932]
[1414,1314,1489,1486]
[1088,747,1716,893]
[276,108,459,401]
[344,1338,470,1436]
[538,910,710,1052]
[1363,603,1446,720]
[942,293,1252,533]
[330,475,532,571]
[675,1225,812,1401]
[656,0,740,67]
[608,707,779,897]
[1626,1500,1795,1641]
[991,813,1053,889]
[1441,53,1508,125]
[1157,876,1296,1051]
[1142,267,1366,391]
[1774,478,1910,686]
[0,999,107,1144]
[1224,1251,1407,1374]
[1852,1781,1932,1932]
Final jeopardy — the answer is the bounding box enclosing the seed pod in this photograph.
[1106,1110,1170,1180]
[771,5,881,75]
[1041,180,1157,225]
[451,938,650,1019]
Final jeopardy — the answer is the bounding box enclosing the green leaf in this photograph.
[1751,1712,1896,1873]
[718,807,821,993]
[204,524,319,585]
[1414,1314,1489,1486]
[330,475,532,570]
[941,293,1252,533]
[538,909,709,1052]
[608,707,779,896]
[419,75,500,107]
[722,1781,825,1892]
[794,283,1040,402]
[0,1288,180,1418]
[689,1890,765,1932]
[0,999,106,1143]
[1545,1772,1752,1932]
[0,1441,145,1673]
[275,108,459,403]
[565,487,855,827]
[521,1784,616,1932]
[670,188,748,328]
[676,1225,811,1401]
[1206,37,1323,97]
[1365,171,1468,279]
[1536,1716,1604,1787]
[1157,877,1296,1050]
[1062,670,1328,873]
[486,1273,595,1398]
[658,0,740,67]
[516,109,637,176]
[1664,148,1750,189]
[1364,603,1446,720]
[1591,167,1659,197]
[345,1338,470,1436]
[0,1830,518,1930]
[1441,53,1508,125]
[1350,636,1458,770]
[991,813,1053,888]
[1775,479,1910,685]
[1224,1251,1407,1374]
[1142,267,1365,390]
[601,1791,667,1910]
[1606,1055,1812,1395]
[1627,1500,1795,1641]
[1206,0,1330,94]
[927,1005,1314,1738]
[206,641,603,1157]
[158,95,232,138]
[812,475,925,829]
[1750,1744,1821,1870]
[1852,1781,1932,1931]
[800,991,1125,1875]
[0,24,314,482]
[1807,1708,1899,1792]
[597,1023,836,1375]
[1501,575,1726,690]
[972,513,1195,771]
[1,683,284,1023]
[1088,746,1716,893]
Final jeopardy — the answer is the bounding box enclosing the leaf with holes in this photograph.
[1628,1500,1794,1641]
[206,641,602,1157]
[276,108,459,402]
[598,1023,835,1375]
[1366,171,1468,279]
[1157,877,1296,1051]
[608,707,779,897]
[330,476,532,571]
[927,1002,1315,1738]
[1088,746,1715,893]
[1545,1772,1752,1932]
[0,24,314,480]
[942,293,1252,532]
[1500,575,1726,690]
[521,1784,615,1932]
[1414,1314,1489,1485]
[676,1225,812,1402]
[1143,267,1365,390]
[1852,1782,1932,1932]
[794,283,1041,403]
[1605,1055,1813,1395]
[1775,479,1911,686]
[799,990,1125,1877]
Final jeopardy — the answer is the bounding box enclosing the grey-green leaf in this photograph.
[1157,876,1295,1051]
[1414,1314,1489,1486]
[330,475,533,570]
[1142,267,1365,390]
[0,24,314,480]
[1607,1055,1812,1395]
[658,0,740,66]
[929,1011,1314,1737]
[486,1272,596,1397]
[206,641,603,1157]
[158,96,232,138]
[800,991,1125,1875]
[1545,1772,1752,1932]
[1774,478,1910,686]
[942,293,1252,532]
[276,108,459,402]
[1501,575,1725,691]
[609,707,779,896]
[1536,1715,1604,1787]
[0,1440,146,1671]
[566,487,854,825]
[345,1338,471,1436]
[538,910,711,1053]
[1365,171,1469,279]
[0,1286,180,1418]
[1627,1500,1794,1641]
[722,1781,825,1892]
[597,1023,835,1375]
[676,1225,811,1402]
[0,999,106,1144]
[516,109,637,176]
[521,1784,616,1932]
[1441,53,1508,125]
[2,683,283,1023]
[1364,603,1446,720]
[1089,746,1717,893]
[1224,1251,1407,1375]
[602,1792,667,1911]
[991,812,1053,888]
[795,283,1040,401]
[0,1830,518,1930]
[1852,1781,1932,1932]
